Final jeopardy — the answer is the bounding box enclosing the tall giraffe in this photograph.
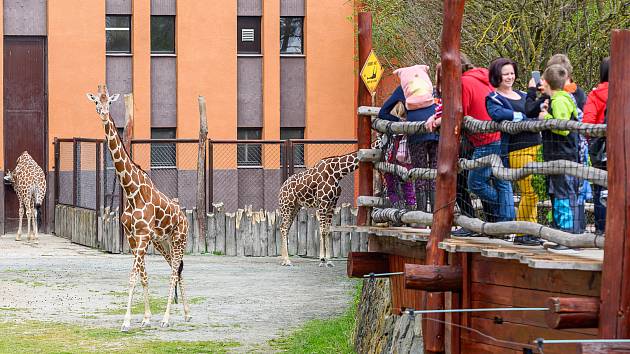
[4,151,46,243]
[278,151,359,267]
[86,85,190,331]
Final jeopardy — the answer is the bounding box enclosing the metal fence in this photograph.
[209,139,358,211]
[54,138,358,214]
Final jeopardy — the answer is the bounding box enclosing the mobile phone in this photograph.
[531,71,541,86]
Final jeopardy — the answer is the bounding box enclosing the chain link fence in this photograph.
[55,138,358,215]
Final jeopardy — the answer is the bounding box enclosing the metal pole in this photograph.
[95,142,101,246]
[53,138,60,234]
[407,307,549,315]
[207,139,213,210]
[72,138,78,207]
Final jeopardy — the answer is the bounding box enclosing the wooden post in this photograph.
[347,252,389,277]
[423,2,466,353]
[120,94,134,242]
[600,30,630,339]
[197,97,209,247]
[404,264,462,292]
[357,12,373,226]
[545,297,599,329]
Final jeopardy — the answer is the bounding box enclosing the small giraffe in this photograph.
[4,151,46,243]
[87,85,190,331]
[278,152,359,267]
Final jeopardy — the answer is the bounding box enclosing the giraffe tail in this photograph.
[36,204,42,230]
[174,260,184,304]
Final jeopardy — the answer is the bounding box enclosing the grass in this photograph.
[0,320,239,353]
[269,281,361,354]
[104,296,206,315]
[211,251,224,256]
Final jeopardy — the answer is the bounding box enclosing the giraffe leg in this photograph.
[16,205,24,241]
[317,207,335,267]
[31,200,39,244]
[279,206,298,266]
[121,235,149,332]
[161,229,187,328]
[25,206,33,243]
[153,240,190,321]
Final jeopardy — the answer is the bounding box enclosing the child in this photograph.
[538,64,584,237]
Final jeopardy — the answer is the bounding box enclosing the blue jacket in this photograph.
[378,86,438,144]
[486,91,541,156]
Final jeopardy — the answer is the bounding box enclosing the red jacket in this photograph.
[583,82,608,125]
[461,68,501,147]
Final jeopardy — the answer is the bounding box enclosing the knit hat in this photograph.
[393,65,434,110]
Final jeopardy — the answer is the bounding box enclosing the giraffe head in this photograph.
[3,170,14,185]
[86,84,120,121]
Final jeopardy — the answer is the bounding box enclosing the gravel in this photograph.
[0,233,356,351]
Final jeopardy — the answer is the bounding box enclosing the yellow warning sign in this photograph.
[360,50,383,94]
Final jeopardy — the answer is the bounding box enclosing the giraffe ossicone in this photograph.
[5,151,46,244]
[278,151,360,267]
[86,84,190,331]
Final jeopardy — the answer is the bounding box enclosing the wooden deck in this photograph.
[330,225,430,242]
[440,236,603,271]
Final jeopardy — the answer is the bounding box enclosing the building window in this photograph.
[280,17,303,54]
[151,128,176,168]
[237,128,262,166]
[151,16,175,54]
[280,128,305,166]
[106,15,131,53]
[237,17,261,54]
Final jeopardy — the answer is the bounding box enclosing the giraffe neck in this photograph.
[102,113,140,197]
[330,152,359,182]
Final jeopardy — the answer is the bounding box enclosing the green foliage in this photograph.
[269,281,362,354]
[359,0,630,90]
[0,320,239,353]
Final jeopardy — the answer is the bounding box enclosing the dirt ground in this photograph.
[0,233,356,352]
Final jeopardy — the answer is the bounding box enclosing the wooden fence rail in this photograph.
[55,203,367,257]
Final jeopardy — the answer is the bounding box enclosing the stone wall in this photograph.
[354,278,423,353]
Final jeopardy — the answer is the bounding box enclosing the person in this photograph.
[462,56,515,224]
[485,58,542,246]
[583,57,610,234]
[538,64,584,238]
[379,102,417,209]
[380,65,439,212]
[428,63,476,222]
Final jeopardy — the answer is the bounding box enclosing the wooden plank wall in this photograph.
[460,254,600,354]
[55,204,367,257]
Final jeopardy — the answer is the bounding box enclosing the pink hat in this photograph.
[393,65,434,110]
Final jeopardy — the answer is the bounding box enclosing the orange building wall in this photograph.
[177,1,237,142]
[47,1,106,170]
[131,0,152,168]
[262,0,281,169]
[305,0,356,140]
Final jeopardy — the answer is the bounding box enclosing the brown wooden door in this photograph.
[3,37,47,232]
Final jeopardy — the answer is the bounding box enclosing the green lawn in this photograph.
[0,321,239,353]
[269,281,361,354]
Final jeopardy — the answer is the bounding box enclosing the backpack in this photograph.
[393,65,434,111]
[588,108,607,169]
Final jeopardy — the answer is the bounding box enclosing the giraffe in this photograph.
[278,151,360,267]
[86,85,190,331]
[4,151,46,243]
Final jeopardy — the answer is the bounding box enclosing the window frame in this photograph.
[151,15,176,54]
[150,128,177,169]
[237,128,263,167]
[106,15,132,54]
[280,16,304,55]
[237,16,262,55]
[280,127,305,167]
